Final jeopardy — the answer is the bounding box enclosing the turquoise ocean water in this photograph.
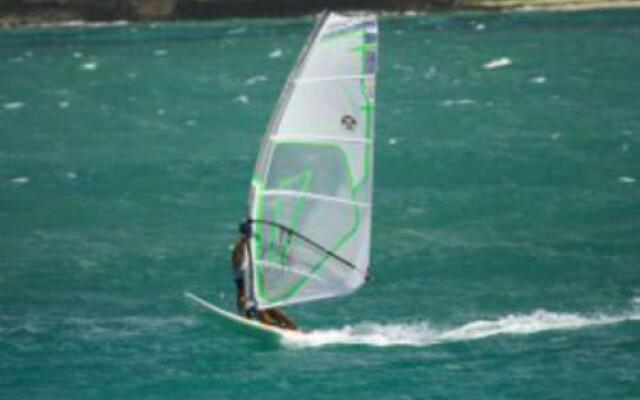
[1,9,639,399]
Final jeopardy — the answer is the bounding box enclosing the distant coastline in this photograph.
[1,0,639,28]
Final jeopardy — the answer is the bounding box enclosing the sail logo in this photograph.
[341,115,357,131]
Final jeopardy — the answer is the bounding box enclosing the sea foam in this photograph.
[483,57,512,70]
[282,308,640,348]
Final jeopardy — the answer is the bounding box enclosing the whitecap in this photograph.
[10,176,30,185]
[441,99,476,107]
[393,64,413,73]
[618,176,635,184]
[245,75,268,86]
[474,23,486,31]
[234,95,250,104]
[154,49,168,57]
[81,61,98,71]
[3,102,24,110]
[269,49,283,59]
[58,101,70,109]
[66,172,77,180]
[483,57,512,70]
[388,137,398,145]
[530,76,547,84]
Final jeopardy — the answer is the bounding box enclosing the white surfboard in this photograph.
[184,292,298,342]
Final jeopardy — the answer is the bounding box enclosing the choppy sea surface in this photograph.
[1,8,639,400]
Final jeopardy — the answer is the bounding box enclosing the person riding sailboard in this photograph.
[186,12,377,340]
[231,12,376,331]
[232,220,298,331]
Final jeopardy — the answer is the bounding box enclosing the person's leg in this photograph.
[235,281,246,314]
[236,293,245,314]
[257,310,278,326]
[265,309,298,331]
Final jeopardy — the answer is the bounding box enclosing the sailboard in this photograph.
[184,292,296,341]
[187,11,378,339]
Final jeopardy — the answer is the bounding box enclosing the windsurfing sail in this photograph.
[247,12,378,310]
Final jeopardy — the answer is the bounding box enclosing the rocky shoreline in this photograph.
[1,0,639,28]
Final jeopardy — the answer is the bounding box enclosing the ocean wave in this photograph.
[483,57,512,70]
[0,315,198,341]
[282,308,640,348]
[69,316,199,340]
[3,101,24,110]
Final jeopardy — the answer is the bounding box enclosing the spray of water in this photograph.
[281,301,640,348]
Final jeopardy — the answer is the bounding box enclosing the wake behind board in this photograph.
[184,292,298,342]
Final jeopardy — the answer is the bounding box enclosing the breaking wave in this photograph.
[282,306,640,348]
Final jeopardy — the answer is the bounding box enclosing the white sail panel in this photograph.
[265,141,369,203]
[276,79,372,141]
[299,14,377,80]
[252,197,371,308]
[248,12,378,309]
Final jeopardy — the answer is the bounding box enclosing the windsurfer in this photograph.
[232,221,298,331]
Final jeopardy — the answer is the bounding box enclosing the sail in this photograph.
[247,12,378,309]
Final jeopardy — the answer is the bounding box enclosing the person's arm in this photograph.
[232,238,244,266]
